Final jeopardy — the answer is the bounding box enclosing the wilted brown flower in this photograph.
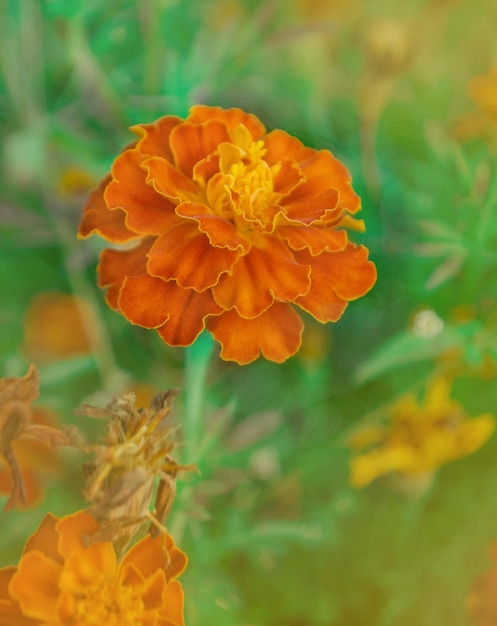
[75,389,192,554]
[0,365,71,510]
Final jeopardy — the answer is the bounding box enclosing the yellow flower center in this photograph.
[215,129,281,232]
[68,579,144,625]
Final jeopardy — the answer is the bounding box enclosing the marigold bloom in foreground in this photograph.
[0,510,187,625]
[467,542,497,626]
[346,377,494,493]
[78,105,376,364]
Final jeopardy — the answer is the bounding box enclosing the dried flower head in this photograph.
[0,365,71,510]
[79,105,376,365]
[0,510,187,626]
[346,377,494,494]
[75,389,191,554]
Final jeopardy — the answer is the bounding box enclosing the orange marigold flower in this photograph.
[467,542,497,625]
[78,105,376,365]
[0,510,187,626]
[0,365,71,510]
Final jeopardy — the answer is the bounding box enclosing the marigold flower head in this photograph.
[467,542,497,626]
[0,510,187,626]
[346,377,494,492]
[79,105,376,365]
[0,365,71,510]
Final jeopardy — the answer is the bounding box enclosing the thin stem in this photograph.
[183,332,215,464]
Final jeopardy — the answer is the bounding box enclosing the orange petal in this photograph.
[277,224,348,255]
[143,156,205,204]
[97,238,153,309]
[78,175,138,243]
[212,236,310,318]
[59,547,117,594]
[140,568,166,611]
[147,222,239,291]
[286,150,361,215]
[56,511,100,560]
[158,579,185,626]
[282,188,340,224]
[118,274,174,328]
[157,287,222,347]
[272,159,306,196]
[176,201,249,252]
[294,245,376,322]
[105,150,179,235]
[169,120,231,178]
[131,115,182,161]
[207,304,304,364]
[188,105,266,141]
[23,513,60,562]
[121,534,168,580]
[264,129,316,164]
[9,551,62,621]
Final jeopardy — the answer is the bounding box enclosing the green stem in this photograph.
[171,333,214,543]
[183,332,215,464]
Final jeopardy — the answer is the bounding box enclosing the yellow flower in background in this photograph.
[0,510,187,625]
[346,377,494,492]
[454,68,497,143]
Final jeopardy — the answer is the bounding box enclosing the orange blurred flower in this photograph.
[79,105,376,365]
[0,510,187,625]
[346,377,494,495]
[0,365,71,510]
[23,292,99,363]
[467,542,497,625]
[454,68,497,144]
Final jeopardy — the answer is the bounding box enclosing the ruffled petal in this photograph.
[176,201,250,252]
[169,120,231,177]
[157,288,222,347]
[271,159,306,196]
[277,224,348,255]
[207,304,304,364]
[212,236,310,318]
[105,150,179,235]
[188,105,266,141]
[294,245,376,322]
[286,150,361,215]
[78,175,139,243]
[120,535,167,580]
[131,115,182,161]
[157,580,185,626]
[143,156,205,204]
[59,547,117,595]
[97,238,153,309]
[147,222,239,291]
[282,188,340,224]
[9,551,62,620]
[263,129,316,164]
[55,511,100,560]
[23,513,60,563]
[118,275,174,328]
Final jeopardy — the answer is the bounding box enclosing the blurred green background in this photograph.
[2,0,497,624]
